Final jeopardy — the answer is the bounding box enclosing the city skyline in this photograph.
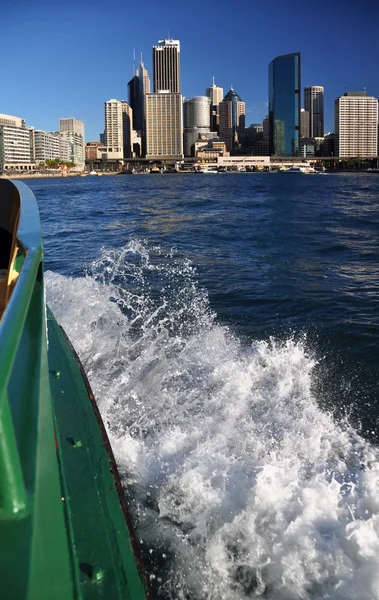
[1,0,378,141]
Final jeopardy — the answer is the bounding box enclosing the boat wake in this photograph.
[46,240,379,600]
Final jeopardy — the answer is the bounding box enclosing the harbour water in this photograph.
[26,173,379,599]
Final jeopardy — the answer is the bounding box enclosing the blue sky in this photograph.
[1,0,378,141]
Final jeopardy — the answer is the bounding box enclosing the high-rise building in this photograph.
[59,118,85,167]
[183,96,211,156]
[269,52,301,156]
[104,99,133,159]
[334,91,378,157]
[145,92,183,159]
[304,86,324,138]
[219,89,246,152]
[128,58,151,134]
[152,39,180,93]
[206,79,224,132]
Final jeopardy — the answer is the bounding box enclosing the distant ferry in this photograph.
[197,167,219,174]
[282,165,316,174]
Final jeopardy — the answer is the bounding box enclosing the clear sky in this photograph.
[1,0,378,142]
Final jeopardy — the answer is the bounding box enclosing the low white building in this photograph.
[0,113,35,171]
[34,130,70,162]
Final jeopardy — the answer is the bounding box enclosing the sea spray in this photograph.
[46,241,379,599]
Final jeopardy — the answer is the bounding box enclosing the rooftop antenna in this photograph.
[168,30,170,40]
[140,52,143,64]
[212,76,215,86]
[133,48,136,75]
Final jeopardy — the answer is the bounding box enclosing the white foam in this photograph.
[46,241,379,599]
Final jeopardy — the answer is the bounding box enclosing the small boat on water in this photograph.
[197,167,219,174]
[282,165,317,174]
[0,179,149,599]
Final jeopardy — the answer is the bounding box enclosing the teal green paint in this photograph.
[0,180,148,599]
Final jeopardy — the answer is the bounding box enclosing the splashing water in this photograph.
[46,241,379,600]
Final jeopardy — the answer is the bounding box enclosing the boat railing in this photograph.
[0,180,44,517]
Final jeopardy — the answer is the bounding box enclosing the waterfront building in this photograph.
[183,96,211,156]
[304,86,324,138]
[322,133,335,157]
[34,130,70,162]
[269,52,301,156]
[219,89,246,152]
[85,141,103,160]
[153,39,180,93]
[206,79,224,133]
[300,137,316,157]
[145,92,183,159]
[195,138,229,164]
[59,118,85,168]
[300,109,310,138]
[104,99,133,159]
[0,113,35,172]
[334,91,378,158]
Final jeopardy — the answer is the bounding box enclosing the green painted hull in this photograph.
[0,179,148,599]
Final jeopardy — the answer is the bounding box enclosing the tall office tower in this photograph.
[300,109,310,138]
[183,96,211,156]
[145,92,183,159]
[104,99,133,159]
[152,39,180,92]
[268,52,301,156]
[128,58,151,132]
[206,78,224,132]
[59,118,85,167]
[219,89,246,152]
[334,91,378,157]
[304,86,324,138]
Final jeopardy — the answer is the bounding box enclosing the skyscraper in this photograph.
[206,78,223,132]
[147,38,183,159]
[219,89,246,152]
[128,58,150,155]
[304,86,324,138]
[145,92,183,159]
[128,58,151,132]
[183,96,211,156]
[152,39,180,93]
[268,52,301,156]
[334,91,378,157]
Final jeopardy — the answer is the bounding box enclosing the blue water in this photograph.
[26,173,379,599]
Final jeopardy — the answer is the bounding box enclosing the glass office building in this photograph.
[269,53,301,156]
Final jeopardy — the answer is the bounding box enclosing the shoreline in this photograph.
[0,172,118,180]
